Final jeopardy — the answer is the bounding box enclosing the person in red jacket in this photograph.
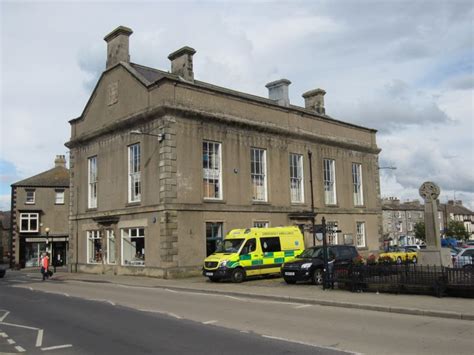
[41,252,50,281]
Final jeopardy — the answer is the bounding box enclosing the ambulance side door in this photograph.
[239,238,261,276]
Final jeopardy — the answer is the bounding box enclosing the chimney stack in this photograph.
[55,155,66,168]
[265,79,291,107]
[302,88,326,114]
[168,46,196,82]
[104,26,133,69]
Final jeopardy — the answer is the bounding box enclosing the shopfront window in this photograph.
[107,230,116,264]
[87,230,102,264]
[24,242,47,267]
[206,222,223,256]
[121,228,145,266]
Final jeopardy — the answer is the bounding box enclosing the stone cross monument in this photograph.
[418,181,451,266]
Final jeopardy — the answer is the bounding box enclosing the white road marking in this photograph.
[165,288,178,293]
[41,344,73,351]
[240,330,249,333]
[0,311,10,322]
[36,329,44,347]
[7,338,15,344]
[138,309,182,319]
[294,304,311,309]
[0,322,39,330]
[29,287,34,291]
[202,320,217,324]
[224,295,244,301]
[106,300,115,306]
[9,280,28,283]
[0,332,7,338]
[63,293,70,297]
[15,345,26,352]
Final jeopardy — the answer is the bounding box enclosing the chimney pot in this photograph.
[168,46,196,82]
[302,88,326,114]
[265,79,291,107]
[104,26,133,69]
[54,155,67,168]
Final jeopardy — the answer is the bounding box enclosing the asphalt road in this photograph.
[0,273,343,355]
[1,271,474,354]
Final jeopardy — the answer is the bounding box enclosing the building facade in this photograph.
[11,156,69,268]
[382,197,474,246]
[0,211,11,264]
[66,26,382,278]
[382,197,424,246]
[440,200,474,240]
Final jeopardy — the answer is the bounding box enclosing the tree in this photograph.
[414,221,426,242]
[446,220,470,241]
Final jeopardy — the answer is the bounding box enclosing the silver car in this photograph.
[453,248,474,268]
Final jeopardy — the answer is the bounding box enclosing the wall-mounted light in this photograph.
[130,130,165,143]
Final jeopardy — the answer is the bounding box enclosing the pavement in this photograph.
[11,268,473,322]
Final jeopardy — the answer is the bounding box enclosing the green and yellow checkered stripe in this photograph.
[234,250,300,271]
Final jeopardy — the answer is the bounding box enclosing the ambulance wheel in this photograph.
[284,278,296,284]
[312,269,323,285]
[231,268,246,283]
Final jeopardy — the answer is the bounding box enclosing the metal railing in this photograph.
[331,263,474,297]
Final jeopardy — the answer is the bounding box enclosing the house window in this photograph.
[323,159,337,205]
[203,141,222,199]
[25,189,35,204]
[88,156,97,208]
[55,189,65,204]
[352,163,363,206]
[327,221,339,245]
[20,213,39,232]
[107,230,116,264]
[408,222,413,231]
[407,211,411,219]
[87,231,102,264]
[289,153,304,203]
[128,144,141,203]
[121,227,145,266]
[251,148,267,201]
[356,222,366,248]
[206,222,223,256]
[397,223,403,233]
[254,221,269,228]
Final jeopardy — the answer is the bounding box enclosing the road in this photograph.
[1,271,473,354]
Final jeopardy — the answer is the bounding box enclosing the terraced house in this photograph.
[66,26,382,278]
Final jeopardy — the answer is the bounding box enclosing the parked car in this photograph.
[402,244,426,250]
[281,245,359,285]
[453,248,474,268]
[0,266,6,278]
[379,247,418,264]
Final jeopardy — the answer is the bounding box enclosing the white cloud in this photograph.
[1,0,473,212]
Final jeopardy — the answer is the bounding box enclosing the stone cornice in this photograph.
[70,203,381,221]
[65,104,381,155]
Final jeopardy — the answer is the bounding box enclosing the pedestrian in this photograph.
[40,252,50,281]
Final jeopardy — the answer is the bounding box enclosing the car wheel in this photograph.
[412,256,417,264]
[311,269,323,285]
[231,268,246,283]
[284,278,296,284]
[396,257,402,265]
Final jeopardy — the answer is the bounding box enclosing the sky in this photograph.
[1,0,473,210]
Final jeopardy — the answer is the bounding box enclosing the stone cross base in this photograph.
[418,248,452,267]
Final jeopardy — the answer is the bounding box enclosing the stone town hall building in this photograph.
[66,26,382,277]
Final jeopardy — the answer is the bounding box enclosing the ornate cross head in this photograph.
[419,181,440,202]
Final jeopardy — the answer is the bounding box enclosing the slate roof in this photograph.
[442,203,474,216]
[12,166,69,188]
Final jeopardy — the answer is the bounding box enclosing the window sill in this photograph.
[25,202,36,205]
[290,202,306,206]
[55,203,65,205]
[86,208,97,212]
[203,199,226,204]
[125,202,142,207]
[324,204,339,208]
[252,201,270,205]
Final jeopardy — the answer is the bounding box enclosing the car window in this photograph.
[240,239,256,255]
[260,237,281,253]
[463,249,474,257]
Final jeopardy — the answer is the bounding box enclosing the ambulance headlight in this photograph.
[301,263,312,269]
[220,260,229,267]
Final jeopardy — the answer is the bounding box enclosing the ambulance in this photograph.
[202,226,305,283]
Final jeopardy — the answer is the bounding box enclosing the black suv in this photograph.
[281,245,359,285]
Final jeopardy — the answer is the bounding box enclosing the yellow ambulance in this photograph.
[202,226,305,283]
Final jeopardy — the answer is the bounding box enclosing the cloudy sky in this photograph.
[1,0,473,210]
